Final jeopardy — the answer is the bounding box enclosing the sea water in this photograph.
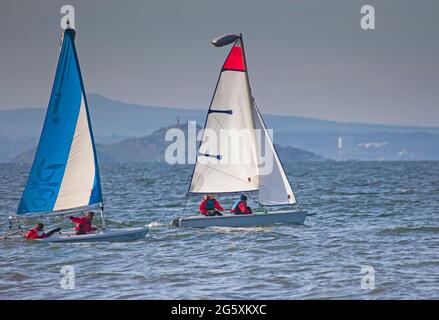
[0,161,438,299]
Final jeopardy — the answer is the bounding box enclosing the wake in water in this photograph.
[210,226,273,233]
[147,221,165,229]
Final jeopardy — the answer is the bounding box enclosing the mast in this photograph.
[238,33,252,108]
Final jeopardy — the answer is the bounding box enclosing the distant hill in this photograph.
[2,94,439,138]
[10,124,325,164]
[98,125,183,163]
[2,94,439,161]
[276,145,326,162]
[0,94,203,139]
[0,137,36,163]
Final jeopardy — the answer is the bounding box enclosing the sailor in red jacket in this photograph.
[231,194,253,215]
[68,211,97,235]
[24,223,47,239]
[199,194,224,216]
[24,223,61,240]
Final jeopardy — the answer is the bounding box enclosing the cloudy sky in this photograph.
[0,0,438,126]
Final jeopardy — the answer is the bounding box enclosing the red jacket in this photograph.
[25,228,47,240]
[199,199,224,215]
[231,201,252,214]
[69,216,96,233]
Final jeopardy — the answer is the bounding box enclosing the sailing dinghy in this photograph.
[2,27,148,242]
[172,34,307,228]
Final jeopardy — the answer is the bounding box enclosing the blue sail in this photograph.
[17,29,102,215]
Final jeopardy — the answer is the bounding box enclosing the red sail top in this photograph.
[222,43,246,71]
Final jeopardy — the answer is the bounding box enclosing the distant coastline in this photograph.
[1,94,439,162]
[9,123,327,164]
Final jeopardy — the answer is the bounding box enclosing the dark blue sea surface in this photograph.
[0,161,438,299]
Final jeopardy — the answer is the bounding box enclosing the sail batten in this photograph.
[17,28,102,215]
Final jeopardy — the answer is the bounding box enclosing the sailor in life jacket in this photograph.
[24,223,48,239]
[199,194,224,216]
[68,211,97,235]
[24,223,61,240]
[231,194,253,215]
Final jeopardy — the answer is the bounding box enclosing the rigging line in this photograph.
[0,229,24,240]
[46,220,75,230]
[197,160,255,194]
[201,162,254,185]
[205,113,228,135]
[212,111,232,131]
[0,219,11,229]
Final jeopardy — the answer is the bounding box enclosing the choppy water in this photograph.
[0,161,438,299]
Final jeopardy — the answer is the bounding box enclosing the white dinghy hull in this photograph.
[173,211,307,228]
[36,227,149,243]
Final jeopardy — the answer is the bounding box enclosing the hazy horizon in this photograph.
[2,92,439,129]
[1,0,438,126]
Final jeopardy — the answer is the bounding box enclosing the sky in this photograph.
[0,0,438,126]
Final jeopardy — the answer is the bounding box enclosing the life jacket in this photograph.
[232,201,252,214]
[71,216,93,233]
[79,219,92,233]
[231,200,240,211]
[204,199,216,210]
[25,228,46,240]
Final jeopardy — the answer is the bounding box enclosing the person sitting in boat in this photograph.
[68,211,98,235]
[24,223,61,240]
[199,194,224,216]
[231,194,253,215]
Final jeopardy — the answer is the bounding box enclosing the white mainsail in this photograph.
[189,38,259,194]
[188,34,296,206]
